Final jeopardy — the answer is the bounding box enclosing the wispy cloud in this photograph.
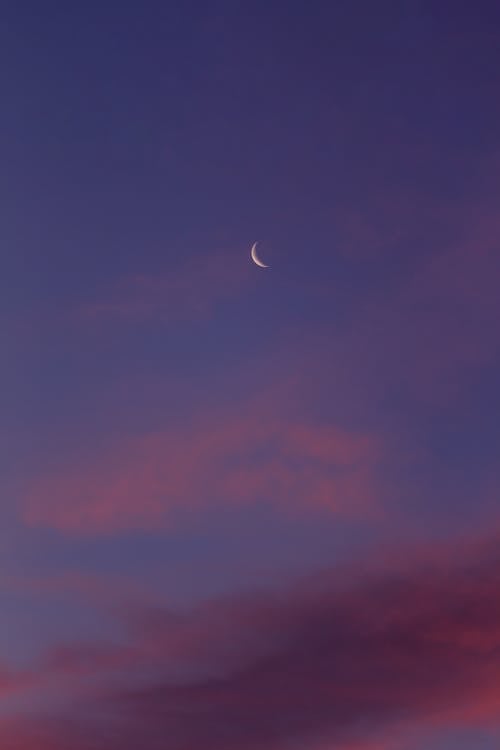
[21,396,382,534]
[82,249,253,324]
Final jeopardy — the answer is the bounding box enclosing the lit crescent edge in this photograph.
[251,242,269,268]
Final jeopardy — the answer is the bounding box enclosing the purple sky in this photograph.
[2,2,500,748]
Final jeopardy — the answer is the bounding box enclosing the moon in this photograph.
[251,242,269,269]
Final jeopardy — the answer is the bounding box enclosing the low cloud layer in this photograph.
[2,537,500,749]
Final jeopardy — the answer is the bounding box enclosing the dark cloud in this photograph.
[3,542,500,749]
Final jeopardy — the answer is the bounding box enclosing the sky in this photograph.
[1,1,500,748]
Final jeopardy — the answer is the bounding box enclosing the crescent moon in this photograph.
[251,242,269,269]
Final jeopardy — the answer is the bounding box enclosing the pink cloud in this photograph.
[82,249,253,323]
[21,400,382,534]
[0,666,21,698]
